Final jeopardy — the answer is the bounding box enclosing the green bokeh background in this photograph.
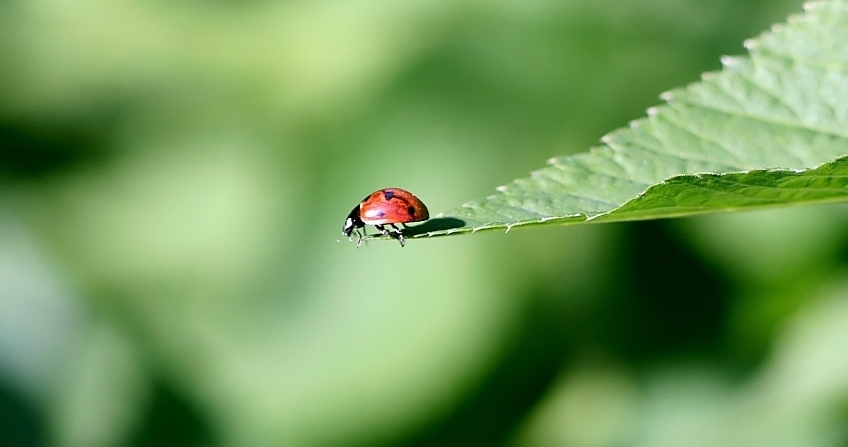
[3,0,848,446]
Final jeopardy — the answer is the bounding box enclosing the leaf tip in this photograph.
[743,38,758,50]
[803,0,826,11]
[720,55,741,67]
[770,23,786,33]
[660,90,674,101]
[786,13,805,24]
[646,107,660,117]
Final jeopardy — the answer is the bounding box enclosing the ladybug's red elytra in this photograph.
[342,188,429,247]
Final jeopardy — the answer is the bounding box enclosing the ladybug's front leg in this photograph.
[354,228,366,247]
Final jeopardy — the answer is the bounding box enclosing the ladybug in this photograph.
[342,188,429,247]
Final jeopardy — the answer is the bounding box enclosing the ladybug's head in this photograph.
[342,205,364,238]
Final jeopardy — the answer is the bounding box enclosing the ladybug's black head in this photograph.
[342,205,364,238]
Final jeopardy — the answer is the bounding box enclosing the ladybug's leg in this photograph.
[376,224,405,247]
[354,228,365,247]
[389,224,405,247]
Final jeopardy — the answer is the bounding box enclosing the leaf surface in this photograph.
[386,0,848,241]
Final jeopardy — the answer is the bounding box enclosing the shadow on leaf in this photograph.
[406,217,466,236]
[358,217,467,243]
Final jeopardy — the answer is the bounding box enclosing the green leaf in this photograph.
[381,0,848,242]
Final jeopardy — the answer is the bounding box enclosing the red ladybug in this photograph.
[342,188,429,247]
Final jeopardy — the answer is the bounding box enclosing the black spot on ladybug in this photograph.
[374,210,386,218]
[407,206,416,216]
[382,190,395,200]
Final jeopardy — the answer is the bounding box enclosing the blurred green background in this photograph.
[3,0,848,446]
